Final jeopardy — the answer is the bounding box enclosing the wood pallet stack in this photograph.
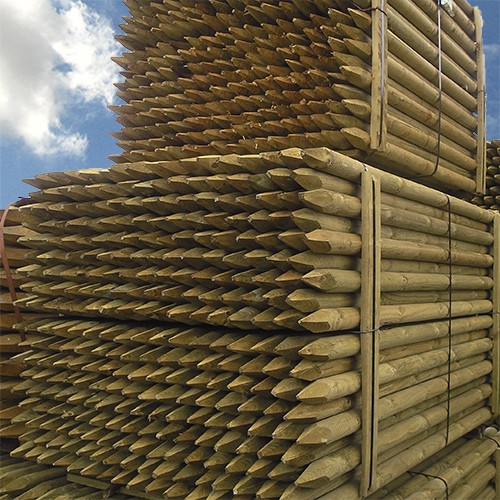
[109,0,485,195]
[9,148,500,498]
[473,140,500,210]
[0,207,43,451]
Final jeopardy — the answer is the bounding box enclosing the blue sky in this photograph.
[0,0,498,206]
[0,0,128,206]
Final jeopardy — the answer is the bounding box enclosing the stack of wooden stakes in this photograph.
[473,140,500,210]
[0,452,114,499]
[14,148,498,334]
[110,0,485,195]
[10,147,500,498]
[11,316,500,499]
[0,207,44,451]
[361,427,500,499]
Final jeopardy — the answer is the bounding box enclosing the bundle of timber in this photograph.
[0,207,42,450]
[0,451,128,499]
[10,315,497,499]
[362,427,500,500]
[110,0,485,195]
[473,140,500,210]
[16,148,498,335]
[10,147,500,498]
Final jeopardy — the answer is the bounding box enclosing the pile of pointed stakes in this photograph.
[0,207,44,450]
[110,0,485,195]
[10,315,498,499]
[0,452,117,499]
[473,140,500,210]
[15,148,497,334]
[344,427,500,500]
[9,147,499,498]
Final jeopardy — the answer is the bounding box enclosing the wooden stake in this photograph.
[370,0,388,150]
[492,215,500,417]
[474,7,486,194]
[359,170,381,495]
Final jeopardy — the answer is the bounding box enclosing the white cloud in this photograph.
[0,0,120,157]
[484,43,500,56]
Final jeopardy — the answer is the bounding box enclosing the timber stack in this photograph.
[0,451,120,499]
[3,0,498,498]
[0,207,43,451]
[110,0,485,196]
[9,147,500,498]
[352,427,500,500]
[473,140,500,210]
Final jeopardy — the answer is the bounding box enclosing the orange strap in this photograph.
[0,204,25,341]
